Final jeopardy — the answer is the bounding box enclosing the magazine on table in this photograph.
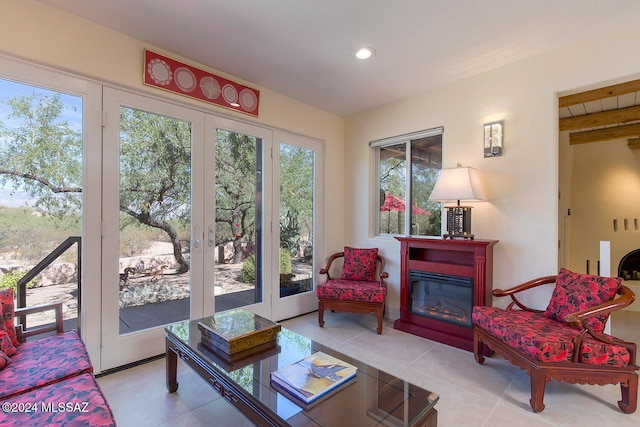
[270,351,357,404]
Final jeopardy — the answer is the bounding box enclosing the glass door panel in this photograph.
[271,132,322,320]
[101,88,206,370]
[212,121,270,317]
[278,143,314,298]
[0,78,83,332]
[117,107,192,333]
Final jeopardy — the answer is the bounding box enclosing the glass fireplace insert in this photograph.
[409,270,473,327]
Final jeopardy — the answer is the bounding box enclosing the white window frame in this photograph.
[371,127,443,237]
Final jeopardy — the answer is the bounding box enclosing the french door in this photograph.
[102,89,322,369]
[101,88,210,369]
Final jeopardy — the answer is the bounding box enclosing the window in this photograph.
[372,128,442,236]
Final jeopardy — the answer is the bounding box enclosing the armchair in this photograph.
[472,269,638,413]
[316,247,388,334]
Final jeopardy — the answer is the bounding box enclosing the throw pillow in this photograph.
[341,247,378,281]
[0,349,11,370]
[0,289,18,346]
[543,268,621,333]
[0,328,17,357]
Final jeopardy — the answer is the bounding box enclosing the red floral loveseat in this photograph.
[0,289,116,426]
[472,269,638,414]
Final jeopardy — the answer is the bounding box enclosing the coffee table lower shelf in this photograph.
[166,335,287,427]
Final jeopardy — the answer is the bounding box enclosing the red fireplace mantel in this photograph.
[394,237,498,352]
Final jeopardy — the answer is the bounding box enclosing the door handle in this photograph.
[193,224,201,248]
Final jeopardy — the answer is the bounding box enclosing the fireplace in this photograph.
[410,271,473,328]
[394,237,497,352]
[618,249,640,280]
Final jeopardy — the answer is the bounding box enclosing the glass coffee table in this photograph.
[166,315,439,427]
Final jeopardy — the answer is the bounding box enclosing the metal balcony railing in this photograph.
[16,236,81,335]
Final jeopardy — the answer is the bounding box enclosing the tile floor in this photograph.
[97,310,640,427]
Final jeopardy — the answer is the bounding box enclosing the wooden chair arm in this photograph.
[15,302,64,343]
[376,254,388,285]
[564,285,636,327]
[493,275,557,311]
[318,252,345,281]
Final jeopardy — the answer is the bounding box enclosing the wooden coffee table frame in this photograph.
[166,321,438,427]
[166,334,288,427]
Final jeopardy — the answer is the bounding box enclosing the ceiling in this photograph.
[559,80,640,145]
[36,0,640,116]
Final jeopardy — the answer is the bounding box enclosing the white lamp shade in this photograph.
[429,166,486,202]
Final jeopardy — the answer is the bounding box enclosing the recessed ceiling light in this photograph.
[355,47,376,60]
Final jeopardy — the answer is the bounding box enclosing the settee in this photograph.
[472,269,638,414]
[0,289,116,426]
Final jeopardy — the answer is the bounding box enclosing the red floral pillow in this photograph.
[0,349,11,370]
[341,247,378,281]
[543,268,621,333]
[0,328,17,357]
[0,289,18,346]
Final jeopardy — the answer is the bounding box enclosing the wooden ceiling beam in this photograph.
[560,105,640,131]
[627,137,640,151]
[559,79,640,108]
[570,123,640,145]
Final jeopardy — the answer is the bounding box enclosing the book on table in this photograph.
[270,351,357,404]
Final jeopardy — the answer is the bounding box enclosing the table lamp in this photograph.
[429,164,486,239]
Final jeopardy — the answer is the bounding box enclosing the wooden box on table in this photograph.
[197,308,281,355]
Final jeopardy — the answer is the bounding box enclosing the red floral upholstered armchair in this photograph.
[316,247,388,334]
[472,268,638,414]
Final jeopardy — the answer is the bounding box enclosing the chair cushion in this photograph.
[0,330,93,400]
[473,306,631,367]
[317,279,386,303]
[543,268,621,334]
[0,289,18,346]
[341,246,378,281]
[0,373,116,427]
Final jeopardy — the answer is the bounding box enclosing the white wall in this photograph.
[566,137,640,275]
[0,0,345,366]
[345,26,640,316]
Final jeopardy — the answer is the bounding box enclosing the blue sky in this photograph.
[0,77,83,208]
[0,78,83,131]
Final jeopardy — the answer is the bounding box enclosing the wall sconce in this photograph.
[484,121,503,157]
[429,164,487,239]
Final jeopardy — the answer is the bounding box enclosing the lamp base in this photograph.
[443,206,475,240]
[443,233,474,240]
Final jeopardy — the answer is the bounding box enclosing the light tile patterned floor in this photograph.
[98,310,640,427]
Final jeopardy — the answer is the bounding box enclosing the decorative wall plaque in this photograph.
[144,49,260,117]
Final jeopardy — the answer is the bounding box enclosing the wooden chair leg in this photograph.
[318,301,325,328]
[473,330,485,364]
[529,369,547,413]
[618,374,638,414]
[375,307,383,334]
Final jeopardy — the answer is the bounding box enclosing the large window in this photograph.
[372,128,442,236]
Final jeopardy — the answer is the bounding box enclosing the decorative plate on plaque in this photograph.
[199,76,221,100]
[148,59,172,86]
[222,84,238,104]
[239,88,258,112]
[174,67,197,92]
